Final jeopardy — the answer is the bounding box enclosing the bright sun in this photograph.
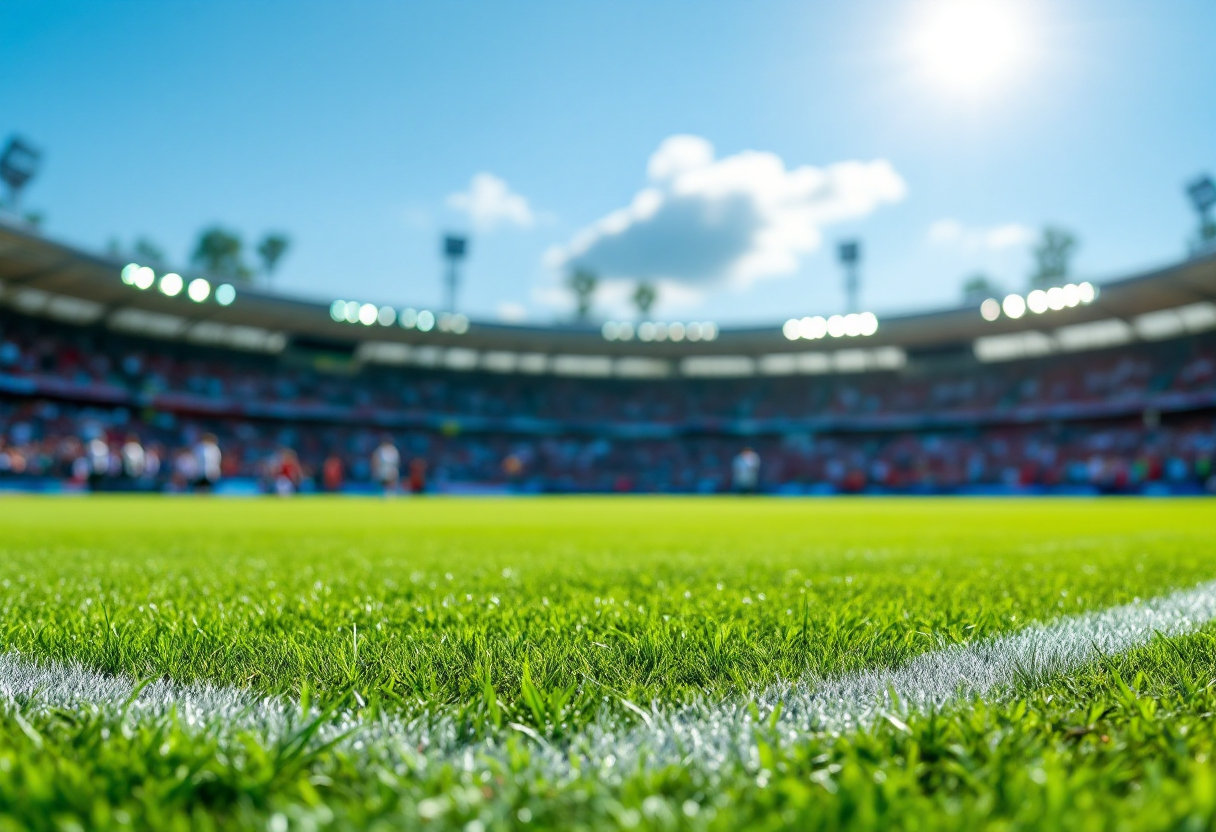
[912,0,1028,94]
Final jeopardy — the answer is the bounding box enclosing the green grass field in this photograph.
[1,496,1215,830]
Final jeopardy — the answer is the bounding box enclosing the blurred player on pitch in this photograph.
[732,447,761,494]
[371,435,400,496]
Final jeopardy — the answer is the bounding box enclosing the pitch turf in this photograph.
[0,496,1215,829]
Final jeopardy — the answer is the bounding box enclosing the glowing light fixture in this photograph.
[216,284,236,306]
[159,273,183,297]
[416,309,435,332]
[980,298,1001,321]
[187,278,211,302]
[1002,294,1026,319]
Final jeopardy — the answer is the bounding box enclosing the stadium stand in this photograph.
[2,220,1215,495]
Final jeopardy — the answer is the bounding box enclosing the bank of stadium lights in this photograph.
[601,320,719,342]
[782,312,879,341]
[328,300,467,335]
[980,282,1098,322]
[121,262,234,306]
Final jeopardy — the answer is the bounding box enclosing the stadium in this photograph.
[3,219,1215,496]
[4,2,1216,830]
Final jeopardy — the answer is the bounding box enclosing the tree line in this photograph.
[109,227,290,284]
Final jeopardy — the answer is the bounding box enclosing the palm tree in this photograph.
[133,237,167,266]
[961,273,1002,305]
[633,281,657,318]
[568,268,598,322]
[1030,226,1078,289]
[191,227,252,281]
[257,233,290,279]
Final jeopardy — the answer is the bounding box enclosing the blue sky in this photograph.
[2,0,1213,324]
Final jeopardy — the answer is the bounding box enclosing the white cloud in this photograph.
[929,218,1033,251]
[545,135,907,288]
[447,173,535,231]
[496,301,529,323]
[984,223,1034,249]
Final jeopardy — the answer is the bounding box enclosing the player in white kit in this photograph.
[371,435,400,496]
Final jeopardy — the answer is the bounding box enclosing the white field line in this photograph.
[3,580,1216,780]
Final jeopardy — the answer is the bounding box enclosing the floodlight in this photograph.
[159,273,183,296]
[1062,283,1080,308]
[837,240,862,313]
[603,321,621,341]
[215,283,236,306]
[844,313,863,337]
[0,136,41,209]
[1078,281,1096,303]
[980,298,1001,321]
[1187,175,1216,215]
[638,322,656,342]
[653,322,668,341]
[1047,287,1065,311]
[344,301,360,323]
[330,300,346,321]
[399,307,418,328]
[121,263,139,285]
[669,322,686,341]
[827,314,846,338]
[1002,294,1026,319]
[416,309,435,331]
[1026,289,1049,314]
[617,322,635,340]
[442,234,470,312]
[783,319,800,340]
[378,305,396,326]
[451,313,470,334]
[702,322,718,341]
[187,278,211,302]
[686,322,702,341]
[359,303,378,325]
[859,312,879,336]
[133,266,155,290]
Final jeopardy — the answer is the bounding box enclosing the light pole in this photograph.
[0,136,42,212]
[838,240,861,313]
[1187,175,1216,252]
[442,234,468,312]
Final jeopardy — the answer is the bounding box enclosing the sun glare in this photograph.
[912,0,1028,95]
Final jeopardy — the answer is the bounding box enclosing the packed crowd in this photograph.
[2,311,1214,424]
[1,395,1213,494]
[2,311,1215,494]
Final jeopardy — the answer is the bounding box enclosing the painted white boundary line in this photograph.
[3,580,1216,779]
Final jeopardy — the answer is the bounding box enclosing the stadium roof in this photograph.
[2,217,1215,377]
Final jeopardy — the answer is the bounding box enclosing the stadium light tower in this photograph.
[442,234,469,312]
[1187,174,1216,250]
[838,240,862,313]
[0,136,42,212]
